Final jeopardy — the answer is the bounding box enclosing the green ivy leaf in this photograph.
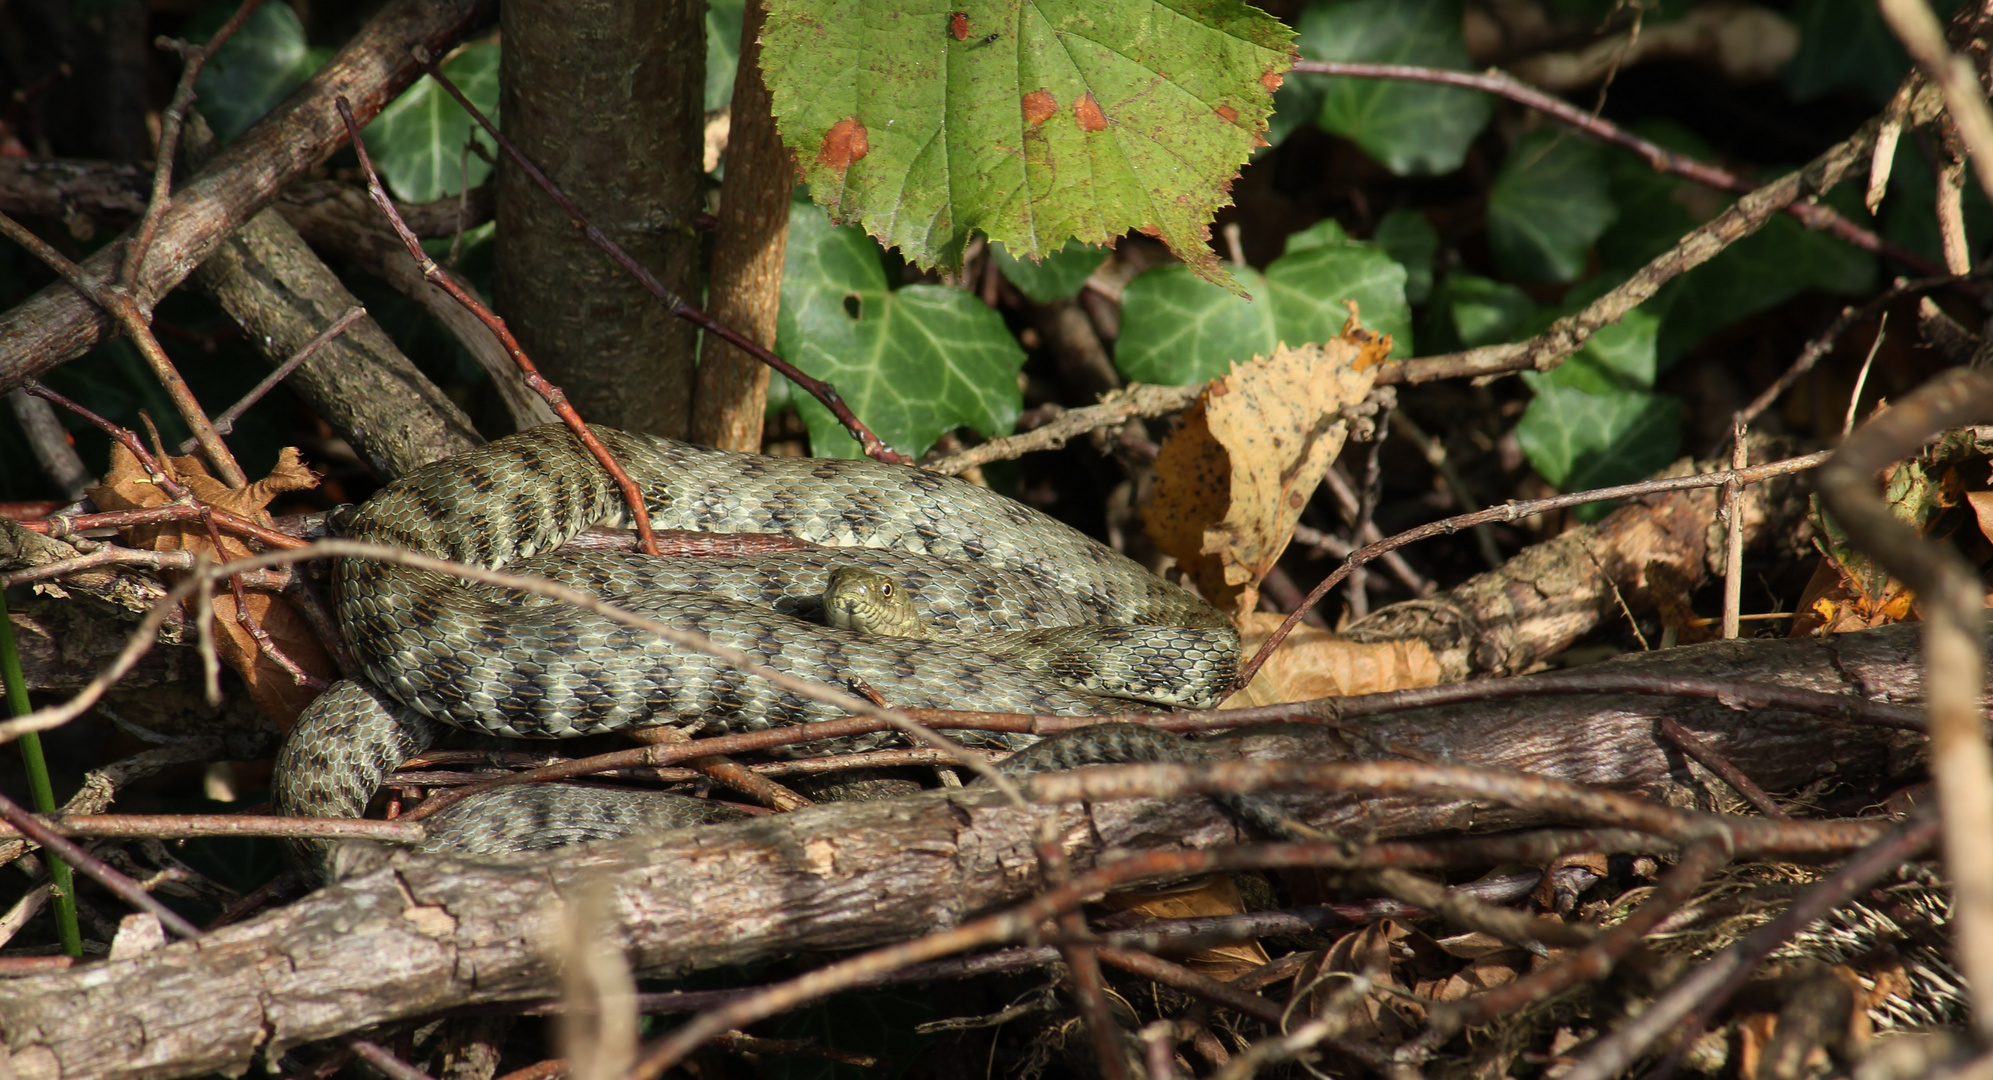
[761,0,1294,291]
[776,200,1026,458]
[1372,209,1436,302]
[1440,273,1534,348]
[707,0,746,113]
[367,41,501,203]
[1115,238,1409,384]
[1295,0,1492,176]
[193,2,329,142]
[1515,378,1682,493]
[1515,301,1675,512]
[1487,131,1617,283]
[1281,218,1353,254]
[991,238,1109,303]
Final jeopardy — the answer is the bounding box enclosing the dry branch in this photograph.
[0,0,497,394]
[0,622,1937,1079]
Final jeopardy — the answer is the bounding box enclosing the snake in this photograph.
[274,424,1244,862]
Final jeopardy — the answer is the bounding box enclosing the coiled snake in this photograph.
[275,424,1243,860]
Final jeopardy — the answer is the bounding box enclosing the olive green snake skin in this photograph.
[275,425,1242,860]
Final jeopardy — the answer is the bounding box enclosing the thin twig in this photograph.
[1377,92,1934,388]
[1731,271,1973,439]
[0,210,245,486]
[333,95,664,558]
[1722,420,1746,640]
[1656,717,1788,819]
[0,789,200,939]
[1562,811,1940,1080]
[1845,312,1887,437]
[176,305,367,453]
[1879,0,1993,206]
[124,0,271,292]
[1818,364,1993,1040]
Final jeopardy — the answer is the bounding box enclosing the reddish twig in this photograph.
[332,95,664,557]
[195,507,326,689]
[410,50,913,466]
[1290,60,1938,275]
[1231,450,1832,694]
[20,502,306,554]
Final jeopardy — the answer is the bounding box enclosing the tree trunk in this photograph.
[691,0,792,451]
[493,0,705,437]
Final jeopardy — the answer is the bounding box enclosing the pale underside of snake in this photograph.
[274,425,1244,861]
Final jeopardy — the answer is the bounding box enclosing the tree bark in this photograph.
[691,0,792,451]
[0,624,1930,1080]
[195,209,483,480]
[493,0,705,437]
[0,0,498,395]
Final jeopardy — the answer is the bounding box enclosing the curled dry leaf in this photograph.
[88,444,333,726]
[1145,331,1381,619]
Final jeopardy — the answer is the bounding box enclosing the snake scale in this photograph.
[275,424,1244,860]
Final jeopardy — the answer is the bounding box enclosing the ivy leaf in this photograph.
[1515,378,1681,494]
[1515,304,1676,514]
[776,200,1026,458]
[367,41,501,203]
[1372,209,1437,303]
[1439,273,1534,348]
[1115,238,1409,384]
[761,0,1295,292]
[1487,130,1617,283]
[992,239,1109,303]
[193,2,329,142]
[1294,0,1492,176]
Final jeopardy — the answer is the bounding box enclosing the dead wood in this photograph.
[194,201,483,478]
[1347,441,1815,680]
[0,623,1930,1080]
[0,0,497,395]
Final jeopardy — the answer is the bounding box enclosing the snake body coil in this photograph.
[277,425,1240,856]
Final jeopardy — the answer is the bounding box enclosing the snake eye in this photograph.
[880,583,894,596]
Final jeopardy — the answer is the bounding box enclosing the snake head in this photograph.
[822,566,926,638]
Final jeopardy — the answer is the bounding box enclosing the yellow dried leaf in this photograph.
[1145,338,1376,618]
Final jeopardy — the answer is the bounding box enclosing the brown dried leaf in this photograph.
[1096,875,1270,980]
[1222,612,1442,707]
[88,445,332,727]
[1145,338,1377,618]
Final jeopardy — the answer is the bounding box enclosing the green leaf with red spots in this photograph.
[761,0,1295,295]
